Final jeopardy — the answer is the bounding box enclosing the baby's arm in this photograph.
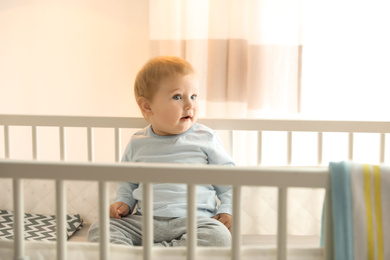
[206,130,235,232]
[213,185,233,233]
[110,201,130,219]
[112,181,138,219]
[212,213,232,232]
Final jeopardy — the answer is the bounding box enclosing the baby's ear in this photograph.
[137,97,153,116]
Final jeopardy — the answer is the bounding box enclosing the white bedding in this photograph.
[1,222,322,260]
[0,179,324,237]
[0,238,323,260]
[68,224,321,246]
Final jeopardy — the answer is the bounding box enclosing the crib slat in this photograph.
[32,126,38,160]
[348,133,354,160]
[257,131,262,165]
[228,130,234,160]
[277,187,287,260]
[13,178,25,260]
[232,185,242,260]
[56,180,67,260]
[87,127,94,162]
[115,128,121,162]
[380,133,385,163]
[317,132,323,165]
[99,181,110,260]
[287,132,292,165]
[143,182,153,260]
[187,184,197,260]
[4,125,10,159]
[324,190,334,260]
[59,127,66,161]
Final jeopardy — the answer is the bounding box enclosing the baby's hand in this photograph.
[109,202,130,219]
[212,213,232,232]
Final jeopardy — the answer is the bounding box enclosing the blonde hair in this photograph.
[134,56,196,101]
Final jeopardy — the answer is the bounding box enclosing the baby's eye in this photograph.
[191,94,197,100]
[173,94,181,100]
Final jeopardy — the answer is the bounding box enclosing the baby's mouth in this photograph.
[181,115,191,120]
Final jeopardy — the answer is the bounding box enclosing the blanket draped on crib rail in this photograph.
[330,161,390,260]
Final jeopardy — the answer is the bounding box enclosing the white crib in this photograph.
[0,114,389,260]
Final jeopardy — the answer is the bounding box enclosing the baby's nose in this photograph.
[184,99,194,109]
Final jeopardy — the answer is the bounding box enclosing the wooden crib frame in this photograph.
[1,114,389,260]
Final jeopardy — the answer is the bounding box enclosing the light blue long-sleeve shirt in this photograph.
[115,123,235,218]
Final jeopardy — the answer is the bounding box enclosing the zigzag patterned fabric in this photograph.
[0,209,83,241]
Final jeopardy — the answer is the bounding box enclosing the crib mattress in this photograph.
[0,223,322,260]
[0,239,323,260]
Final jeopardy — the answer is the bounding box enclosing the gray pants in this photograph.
[87,214,231,247]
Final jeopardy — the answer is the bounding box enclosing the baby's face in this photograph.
[148,73,199,136]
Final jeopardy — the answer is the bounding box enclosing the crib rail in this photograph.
[0,160,329,187]
[1,114,390,132]
[0,160,331,260]
[2,114,389,165]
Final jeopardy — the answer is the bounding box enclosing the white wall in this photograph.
[0,1,150,225]
[0,0,149,117]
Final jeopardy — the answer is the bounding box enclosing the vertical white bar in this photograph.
[13,178,25,260]
[324,188,334,260]
[87,127,94,162]
[231,185,242,260]
[287,132,292,165]
[4,125,10,159]
[59,127,66,161]
[380,133,385,163]
[348,133,354,160]
[56,180,67,260]
[32,126,38,160]
[99,181,109,260]
[115,128,121,162]
[317,132,323,166]
[277,187,287,260]
[57,126,67,259]
[228,131,234,160]
[257,131,262,165]
[187,184,196,260]
[143,182,153,260]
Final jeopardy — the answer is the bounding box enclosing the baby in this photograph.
[88,56,234,247]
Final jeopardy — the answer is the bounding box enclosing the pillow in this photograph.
[0,209,83,242]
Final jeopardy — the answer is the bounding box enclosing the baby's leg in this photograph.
[156,217,231,247]
[87,214,143,246]
[195,217,231,247]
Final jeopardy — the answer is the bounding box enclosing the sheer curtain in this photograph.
[149,0,302,118]
[149,0,390,120]
[147,0,390,236]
